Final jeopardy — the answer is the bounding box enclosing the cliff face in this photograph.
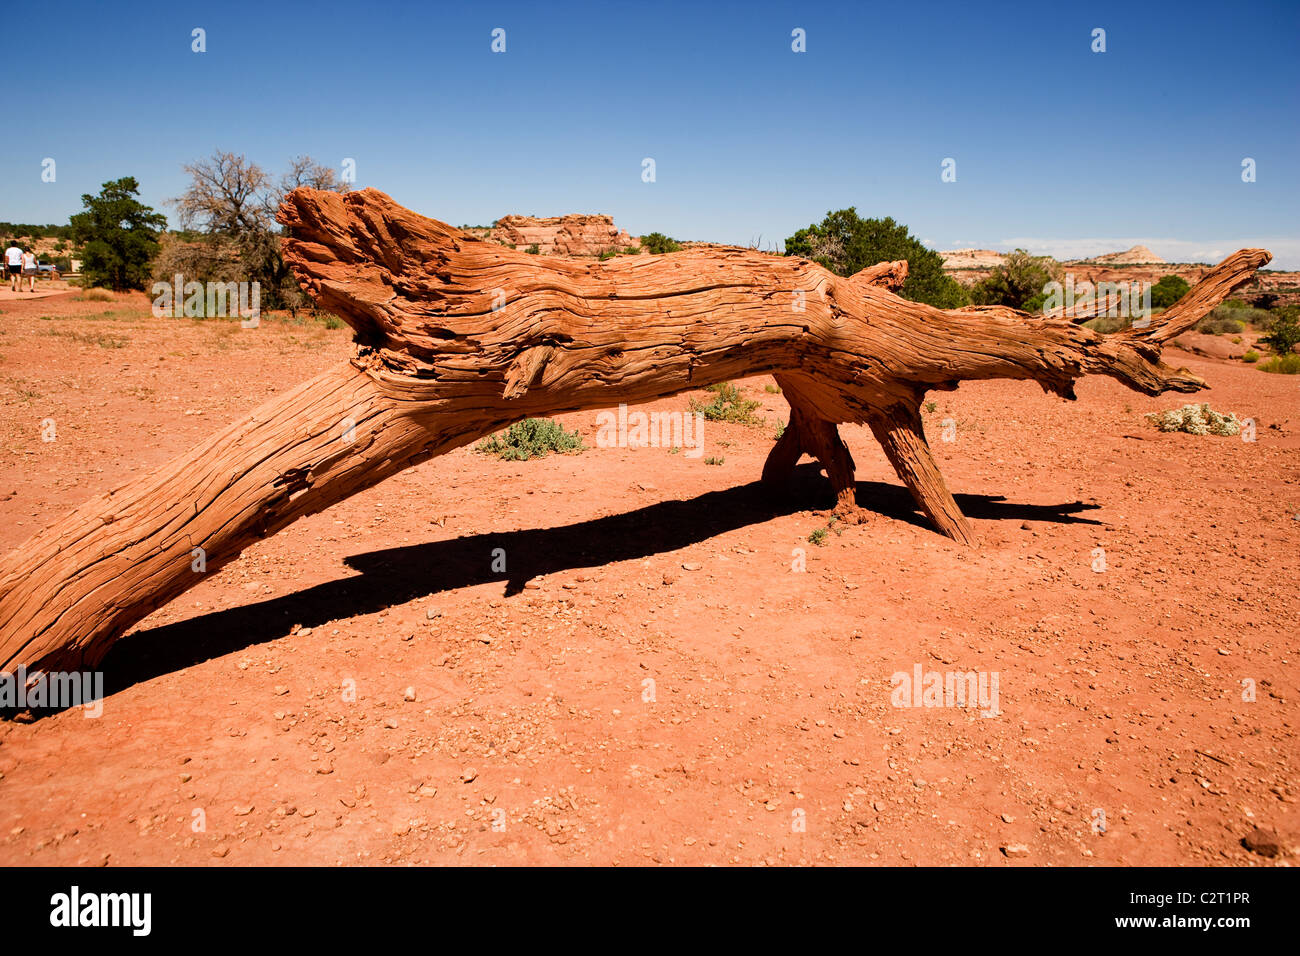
[490,214,638,256]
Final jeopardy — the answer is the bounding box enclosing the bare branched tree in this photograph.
[172,151,273,236]
[168,150,348,309]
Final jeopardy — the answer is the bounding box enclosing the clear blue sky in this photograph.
[2,0,1298,265]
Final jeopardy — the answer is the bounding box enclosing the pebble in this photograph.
[1001,843,1030,858]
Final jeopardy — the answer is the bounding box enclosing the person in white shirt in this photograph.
[21,249,39,292]
[4,243,22,292]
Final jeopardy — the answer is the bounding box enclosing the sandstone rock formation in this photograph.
[939,249,1006,270]
[490,214,637,256]
[1088,244,1166,265]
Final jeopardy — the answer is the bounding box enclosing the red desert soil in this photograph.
[0,290,1295,866]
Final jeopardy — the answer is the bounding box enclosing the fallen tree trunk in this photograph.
[0,187,1271,676]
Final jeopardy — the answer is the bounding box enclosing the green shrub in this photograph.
[1259,306,1300,356]
[969,249,1062,312]
[640,232,681,255]
[690,382,762,425]
[808,528,828,546]
[1243,350,1260,363]
[526,243,540,255]
[477,418,584,460]
[784,208,968,308]
[703,456,725,465]
[1150,275,1191,310]
[1259,353,1300,374]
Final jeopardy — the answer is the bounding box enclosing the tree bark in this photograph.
[0,187,1271,676]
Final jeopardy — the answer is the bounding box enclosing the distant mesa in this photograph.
[488,214,638,256]
[938,249,1005,269]
[1085,245,1166,265]
[940,244,1167,268]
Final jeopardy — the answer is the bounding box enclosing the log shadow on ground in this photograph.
[63,468,1099,705]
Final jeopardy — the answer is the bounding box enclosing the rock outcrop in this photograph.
[1088,245,1166,265]
[490,214,638,256]
[939,249,1006,270]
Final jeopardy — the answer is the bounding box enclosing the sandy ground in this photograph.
[0,290,1295,866]
[0,283,69,301]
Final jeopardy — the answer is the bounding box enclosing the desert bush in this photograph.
[151,233,244,286]
[808,528,828,546]
[969,249,1063,312]
[476,418,584,460]
[690,382,762,424]
[641,232,681,255]
[784,208,968,308]
[1208,303,1271,329]
[1150,274,1191,310]
[168,151,348,312]
[1194,315,1244,335]
[1243,350,1260,363]
[1145,403,1241,436]
[1258,353,1300,374]
[75,288,114,302]
[1259,306,1300,356]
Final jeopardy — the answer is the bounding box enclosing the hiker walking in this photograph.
[4,242,22,292]
[21,249,38,292]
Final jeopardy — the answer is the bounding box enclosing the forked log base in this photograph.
[0,186,1271,676]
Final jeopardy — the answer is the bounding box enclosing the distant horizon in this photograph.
[4,199,1293,271]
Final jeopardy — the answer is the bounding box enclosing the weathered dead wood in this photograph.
[0,187,1271,676]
